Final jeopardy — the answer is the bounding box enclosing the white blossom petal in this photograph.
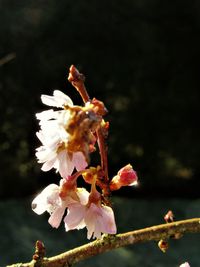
[84,204,102,239]
[100,205,117,234]
[36,109,57,121]
[41,90,73,108]
[84,203,117,239]
[76,188,90,205]
[36,146,57,163]
[57,150,74,177]
[48,206,66,228]
[53,90,73,106]
[32,184,59,215]
[41,158,57,172]
[64,203,86,231]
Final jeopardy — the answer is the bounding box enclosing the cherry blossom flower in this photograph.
[32,183,65,228]
[35,90,88,177]
[32,178,89,229]
[64,190,117,239]
[110,164,138,191]
[31,177,116,239]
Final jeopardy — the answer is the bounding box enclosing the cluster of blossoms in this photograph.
[32,66,138,239]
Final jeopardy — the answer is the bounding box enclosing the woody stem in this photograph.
[68,65,109,184]
[68,65,90,103]
[96,128,109,183]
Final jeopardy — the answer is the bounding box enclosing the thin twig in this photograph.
[7,218,200,267]
[68,65,90,103]
[96,127,109,182]
[68,65,109,183]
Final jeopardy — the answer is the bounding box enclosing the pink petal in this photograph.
[73,152,88,171]
[64,203,86,231]
[57,151,74,177]
[101,205,117,234]
[84,204,102,239]
[41,158,57,172]
[48,206,65,228]
[84,204,117,239]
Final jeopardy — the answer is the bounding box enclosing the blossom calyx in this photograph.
[90,98,108,116]
[110,164,138,191]
[82,166,103,185]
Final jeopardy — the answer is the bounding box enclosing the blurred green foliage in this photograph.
[0,0,200,197]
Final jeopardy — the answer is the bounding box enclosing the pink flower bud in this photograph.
[110,164,138,191]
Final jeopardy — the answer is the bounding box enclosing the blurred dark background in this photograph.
[1,0,200,199]
[1,1,200,266]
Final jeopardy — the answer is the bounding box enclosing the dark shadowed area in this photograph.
[0,0,200,198]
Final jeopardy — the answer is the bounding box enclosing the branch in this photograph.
[7,218,200,267]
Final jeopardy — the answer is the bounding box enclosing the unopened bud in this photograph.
[33,240,45,260]
[158,239,169,253]
[68,65,85,83]
[164,210,174,223]
[91,98,108,116]
[110,164,138,191]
